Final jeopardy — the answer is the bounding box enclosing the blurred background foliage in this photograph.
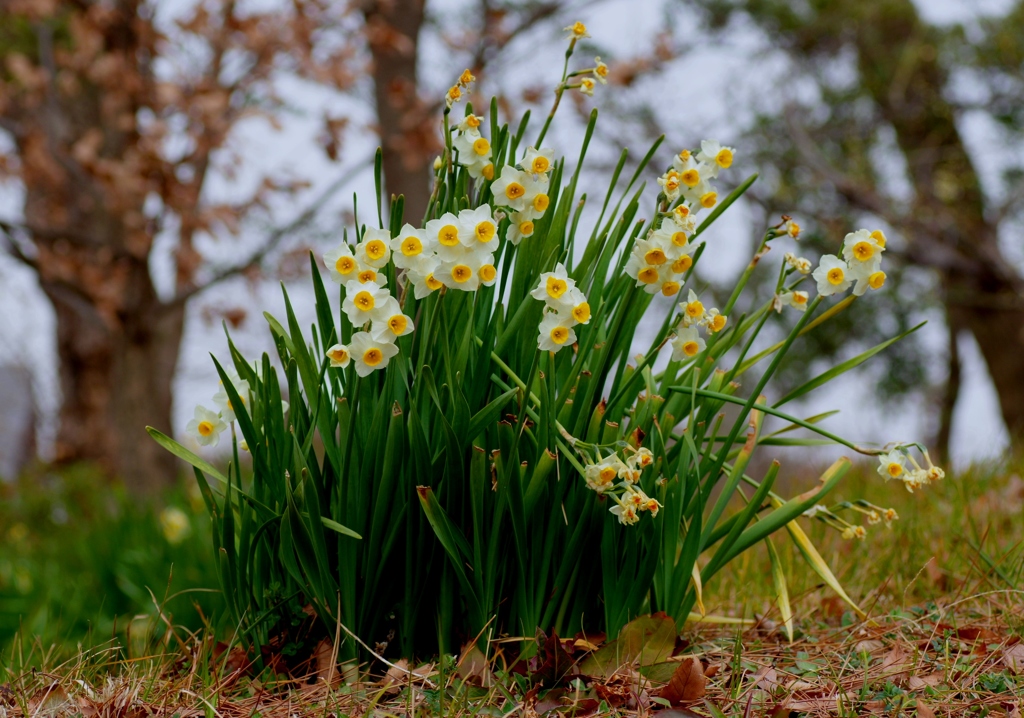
[0,464,220,655]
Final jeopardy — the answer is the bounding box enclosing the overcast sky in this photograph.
[0,0,1017,470]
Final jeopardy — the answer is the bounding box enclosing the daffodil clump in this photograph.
[153,20,942,660]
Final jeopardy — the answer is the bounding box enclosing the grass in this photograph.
[0,458,1021,716]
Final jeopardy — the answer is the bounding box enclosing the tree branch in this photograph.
[160,154,375,312]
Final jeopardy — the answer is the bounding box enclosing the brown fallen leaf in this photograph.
[1003,643,1024,674]
[916,699,936,718]
[855,639,884,653]
[312,638,341,687]
[880,645,912,684]
[457,641,494,687]
[28,683,71,717]
[753,665,781,692]
[908,672,944,690]
[658,657,706,705]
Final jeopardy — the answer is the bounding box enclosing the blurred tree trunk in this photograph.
[849,0,1024,441]
[363,0,434,225]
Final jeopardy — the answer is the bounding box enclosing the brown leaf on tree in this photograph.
[658,657,706,706]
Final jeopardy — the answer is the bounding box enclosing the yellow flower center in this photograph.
[475,221,495,242]
[686,300,704,318]
[793,293,808,305]
[671,231,688,247]
[870,229,887,248]
[853,241,874,261]
[661,281,680,296]
[681,168,700,187]
[710,314,727,332]
[197,420,215,437]
[482,164,494,180]
[788,221,800,237]
[328,347,348,364]
[672,256,692,273]
[531,156,550,173]
[439,224,460,246]
[678,150,691,162]
[459,69,475,86]
[425,274,443,290]
[365,239,387,260]
[519,220,535,236]
[674,205,690,218]
[479,264,496,282]
[599,467,616,483]
[644,248,667,265]
[664,177,680,192]
[550,326,570,344]
[637,267,659,284]
[571,21,587,36]
[448,85,461,102]
[683,341,700,357]
[358,269,377,283]
[336,256,356,275]
[355,291,375,311]
[401,236,422,256]
[887,462,903,479]
[596,63,608,77]
[700,192,717,208]
[532,194,550,213]
[452,264,472,283]
[572,302,591,323]
[869,271,886,290]
[505,182,525,201]
[466,115,481,128]
[827,267,845,285]
[363,348,383,367]
[715,148,733,168]
[388,315,407,334]
[546,277,568,298]
[472,137,490,156]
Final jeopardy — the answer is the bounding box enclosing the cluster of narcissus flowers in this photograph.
[669,289,727,362]
[876,445,945,492]
[582,446,662,525]
[803,499,899,541]
[812,229,888,298]
[185,367,252,448]
[531,263,591,352]
[489,146,555,244]
[322,228,414,377]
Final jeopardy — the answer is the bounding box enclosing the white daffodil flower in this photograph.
[425,212,468,262]
[696,139,735,177]
[876,450,907,481]
[774,290,810,313]
[370,296,415,342]
[554,286,591,325]
[407,268,444,299]
[349,331,399,377]
[671,325,706,361]
[505,212,536,245]
[326,343,351,368]
[853,270,887,296]
[521,179,552,220]
[538,311,577,352]
[342,280,390,326]
[784,252,812,274]
[584,453,625,493]
[356,228,391,269]
[457,206,498,253]
[812,254,852,296]
[523,146,555,176]
[679,289,707,328]
[186,405,227,448]
[323,242,359,284]
[490,165,529,211]
[530,263,575,305]
[435,259,481,291]
[609,501,640,526]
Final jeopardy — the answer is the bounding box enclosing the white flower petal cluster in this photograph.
[452,113,494,180]
[530,262,591,353]
[668,290,727,362]
[876,446,945,493]
[624,216,699,296]
[810,228,888,299]
[423,207,499,292]
[187,367,263,448]
[582,446,660,525]
[326,227,414,377]
[656,141,734,210]
[491,147,555,245]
